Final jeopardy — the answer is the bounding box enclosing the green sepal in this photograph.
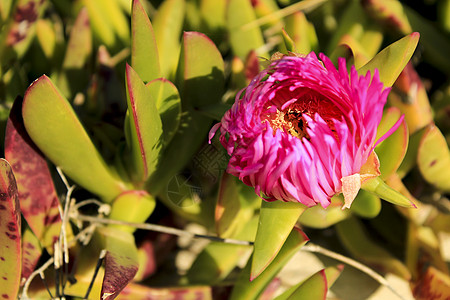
[357,32,419,87]
[375,107,409,179]
[362,176,416,208]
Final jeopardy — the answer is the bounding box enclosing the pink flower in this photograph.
[210,52,401,209]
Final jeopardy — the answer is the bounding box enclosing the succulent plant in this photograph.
[0,0,449,299]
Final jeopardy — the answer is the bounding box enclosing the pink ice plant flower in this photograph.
[210,52,402,209]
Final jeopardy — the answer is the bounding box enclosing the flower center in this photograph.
[262,88,342,139]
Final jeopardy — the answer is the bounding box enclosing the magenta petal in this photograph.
[209,52,395,207]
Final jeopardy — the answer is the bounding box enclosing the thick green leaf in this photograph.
[125,64,163,184]
[417,125,450,191]
[147,32,224,194]
[146,78,181,146]
[57,7,92,99]
[176,31,225,109]
[108,190,156,233]
[120,284,212,299]
[0,0,12,22]
[227,0,267,60]
[362,176,415,208]
[21,227,42,282]
[131,0,161,83]
[357,32,419,87]
[230,227,308,300]
[274,265,344,300]
[284,12,317,54]
[251,200,306,280]
[215,173,241,237]
[22,75,125,202]
[5,97,62,241]
[153,0,185,78]
[335,216,411,280]
[375,107,409,179]
[77,0,129,49]
[99,227,139,300]
[0,159,21,299]
[187,216,257,285]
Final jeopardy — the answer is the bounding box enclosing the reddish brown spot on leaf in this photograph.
[430,160,437,167]
[0,257,4,261]
[0,193,7,201]
[2,294,8,299]
[2,277,6,280]
[102,252,138,300]
[5,232,17,240]
[0,205,6,210]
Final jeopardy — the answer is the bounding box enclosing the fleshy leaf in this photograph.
[230,227,309,300]
[131,0,161,83]
[153,0,185,78]
[120,284,212,299]
[417,125,450,191]
[125,64,163,184]
[108,190,156,233]
[357,32,419,87]
[187,216,258,284]
[412,266,450,300]
[335,216,411,280]
[76,0,129,49]
[227,0,267,60]
[22,75,125,202]
[57,7,92,99]
[251,200,306,280]
[0,159,21,298]
[362,176,415,208]
[215,173,241,237]
[5,97,62,241]
[274,265,344,300]
[397,126,427,178]
[21,227,42,282]
[375,107,409,179]
[176,31,225,108]
[148,32,224,194]
[99,227,139,300]
[146,78,181,146]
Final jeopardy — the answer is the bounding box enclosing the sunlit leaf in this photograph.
[417,125,450,191]
[0,159,21,298]
[131,0,161,83]
[146,78,181,146]
[251,201,306,280]
[358,32,419,87]
[108,190,156,233]
[362,176,415,208]
[230,227,309,300]
[22,75,125,201]
[153,0,185,78]
[125,64,163,183]
[227,0,267,60]
[99,227,139,300]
